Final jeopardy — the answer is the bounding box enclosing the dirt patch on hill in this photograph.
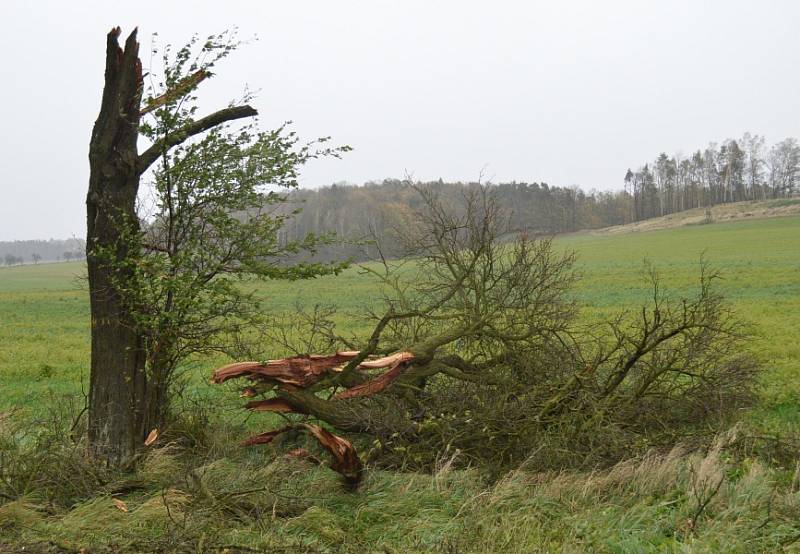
[590,199,800,236]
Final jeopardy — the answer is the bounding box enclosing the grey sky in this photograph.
[1,0,798,240]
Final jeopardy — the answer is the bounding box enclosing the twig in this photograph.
[689,474,724,532]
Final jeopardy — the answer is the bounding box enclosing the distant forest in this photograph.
[625,134,799,220]
[0,238,85,266]
[2,134,797,266]
[281,134,799,261]
[280,179,620,261]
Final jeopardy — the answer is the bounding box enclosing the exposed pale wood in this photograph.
[140,70,209,115]
[358,351,415,369]
[333,359,409,400]
[211,352,361,387]
[241,424,363,484]
[245,398,306,414]
[211,351,415,389]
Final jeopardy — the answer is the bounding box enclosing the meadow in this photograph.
[3,214,798,431]
[1,214,799,552]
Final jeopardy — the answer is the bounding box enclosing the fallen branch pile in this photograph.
[209,185,759,479]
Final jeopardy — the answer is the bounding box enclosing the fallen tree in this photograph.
[214,185,759,477]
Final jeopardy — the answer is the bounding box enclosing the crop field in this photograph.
[1,214,799,552]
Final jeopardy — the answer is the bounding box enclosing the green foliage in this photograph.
[89,31,352,423]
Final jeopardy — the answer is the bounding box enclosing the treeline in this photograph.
[277,134,799,262]
[278,180,633,261]
[7,134,798,265]
[626,134,799,221]
[0,238,86,266]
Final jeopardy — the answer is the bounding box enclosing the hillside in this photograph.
[587,198,800,236]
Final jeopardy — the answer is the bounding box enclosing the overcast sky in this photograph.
[1,1,798,240]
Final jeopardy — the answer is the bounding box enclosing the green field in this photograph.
[3,215,798,431]
[1,215,799,552]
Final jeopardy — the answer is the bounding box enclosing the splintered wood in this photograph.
[245,398,307,414]
[240,424,363,485]
[211,352,361,387]
[212,350,414,485]
[332,359,408,399]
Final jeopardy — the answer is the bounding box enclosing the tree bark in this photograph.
[86,28,259,466]
[86,27,146,465]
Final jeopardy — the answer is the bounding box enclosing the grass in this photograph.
[2,423,799,552]
[1,215,799,552]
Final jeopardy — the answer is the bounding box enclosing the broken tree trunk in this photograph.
[86,28,147,465]
[86,27,257,465]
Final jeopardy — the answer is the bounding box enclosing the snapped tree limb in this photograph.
[140,70,209,115]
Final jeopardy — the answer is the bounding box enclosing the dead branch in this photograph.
[209,184,758,474]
